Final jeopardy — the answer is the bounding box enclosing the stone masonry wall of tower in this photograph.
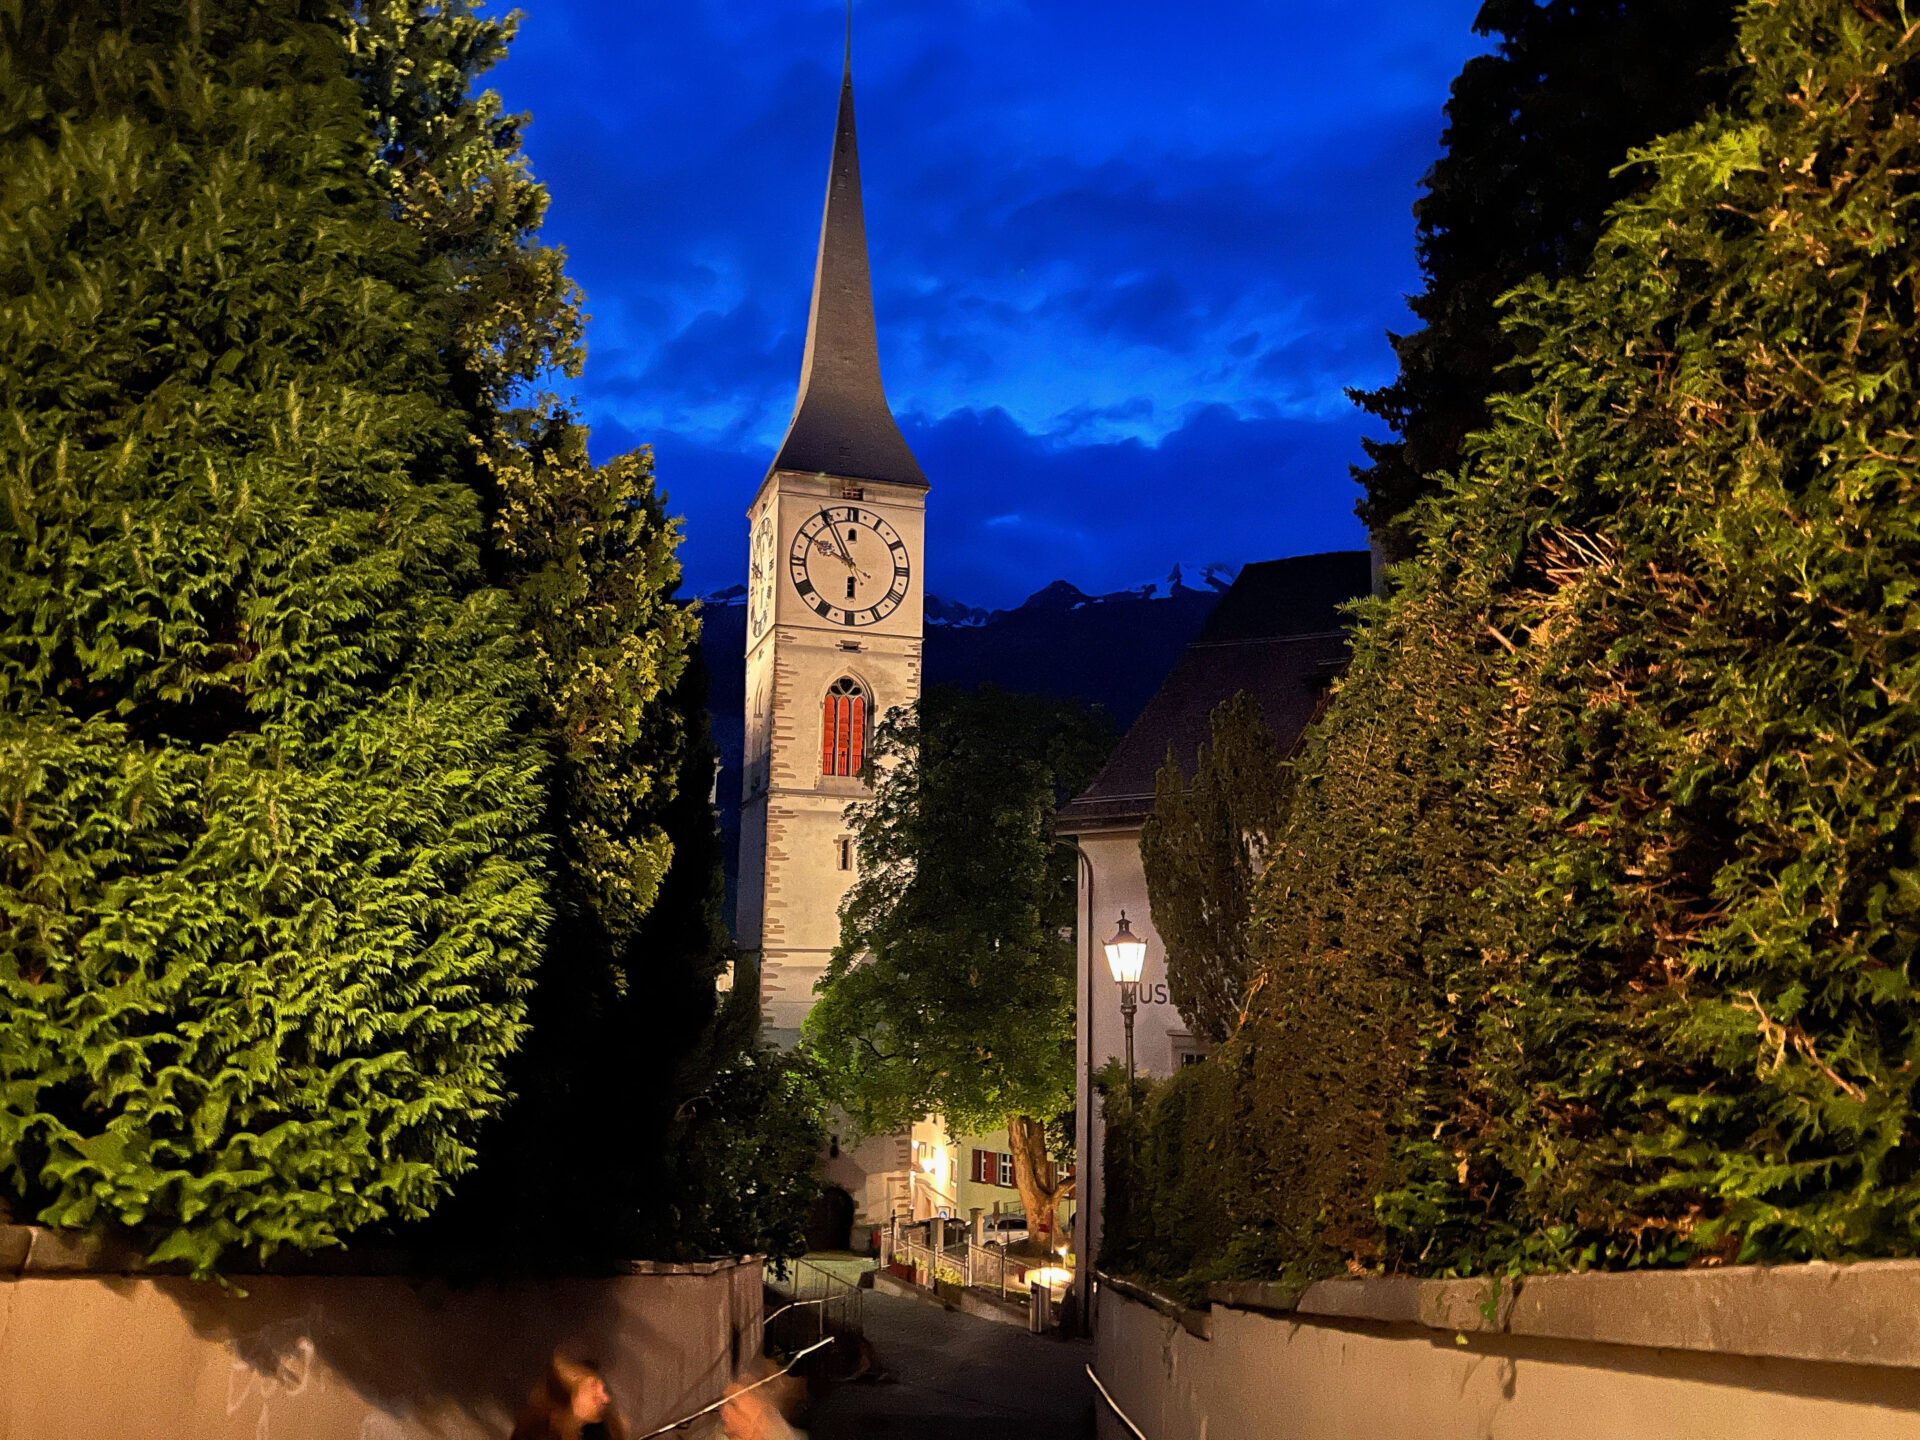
[737,54,927,1049]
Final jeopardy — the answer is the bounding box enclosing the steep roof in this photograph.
[1055,550,1372,832]
[767,58,927,490]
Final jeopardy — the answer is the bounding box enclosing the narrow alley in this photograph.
[807,1290,1094,1440]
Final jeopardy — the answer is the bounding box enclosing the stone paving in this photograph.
[806,1288,1095,1439]
[793,1251,880,1288]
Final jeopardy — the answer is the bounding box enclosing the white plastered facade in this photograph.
[1068,824,1191,1286]
[737,468,925,1050]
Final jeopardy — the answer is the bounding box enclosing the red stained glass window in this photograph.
[822,678,870,776]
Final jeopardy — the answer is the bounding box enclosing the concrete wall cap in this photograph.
[622,1258,757,1276]
[1196,1259,1920,1369]
[1206,1279,1305,1314]
[1097,1270,1210,1338]
[0,1226,31,1275]
[1292,1275,1514,1333]
[19,1226,147,1275]
[1506,1259,1920,1369]
[0,1227,763,1282]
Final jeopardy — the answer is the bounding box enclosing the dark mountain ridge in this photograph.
[700,566,1234,894]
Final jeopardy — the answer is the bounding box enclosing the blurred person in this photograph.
[511,1352,629,1440]
[720,1377,803,1440]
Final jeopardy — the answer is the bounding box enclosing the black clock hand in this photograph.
[818,509,858,570]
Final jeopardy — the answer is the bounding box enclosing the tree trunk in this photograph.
[1006,1113,1073,1254]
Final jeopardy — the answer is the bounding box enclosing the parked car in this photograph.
[989,1214,1029,1244]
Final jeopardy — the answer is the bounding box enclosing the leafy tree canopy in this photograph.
[805,686,1113,1241]
[657,1040,829,1262]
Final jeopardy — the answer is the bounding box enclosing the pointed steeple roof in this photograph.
[768,46,927,489]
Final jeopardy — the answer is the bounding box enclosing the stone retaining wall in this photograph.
[0,1227,762,1440]
[1093,1263,1920,1439]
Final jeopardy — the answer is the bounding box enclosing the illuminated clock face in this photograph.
[789,505,910,627]
[748,514,775,638]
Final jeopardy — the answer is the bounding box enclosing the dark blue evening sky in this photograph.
[490,1,1487,607]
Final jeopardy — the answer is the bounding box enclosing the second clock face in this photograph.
[789,506,911,627]
[748,515,775,639]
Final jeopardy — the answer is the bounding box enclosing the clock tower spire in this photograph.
[739,38,927,1051]
[769,39,926,490]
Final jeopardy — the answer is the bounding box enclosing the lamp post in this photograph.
[1103,912,1147,1096]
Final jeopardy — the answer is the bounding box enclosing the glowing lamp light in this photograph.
[1103,912,1147,985]
[1027,1266,1074,1291]
[1107,911,1146,1103]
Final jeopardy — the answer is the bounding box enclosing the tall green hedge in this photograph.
[0,3,549,1271]
[1107,0,1920,1289]
[1,0,815,1272]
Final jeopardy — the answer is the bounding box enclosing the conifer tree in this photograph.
[343,1,806,1257]
[0,1,549,1271]
[1353,0,1737,559]
[1394,0,1920,1268]
[343,0,697,947]
[1140,693,1289,1045]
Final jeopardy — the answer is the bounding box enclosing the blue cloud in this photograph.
[642,403,1370,610]
[492,0,1486,606]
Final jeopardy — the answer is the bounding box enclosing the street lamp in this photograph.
[1103,912,1147,1092]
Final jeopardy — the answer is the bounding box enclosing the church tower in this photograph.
[738,43,926,1047]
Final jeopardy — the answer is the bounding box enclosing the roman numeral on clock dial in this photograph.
[789,504,911,626]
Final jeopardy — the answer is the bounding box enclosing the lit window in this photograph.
[821,677,869,776]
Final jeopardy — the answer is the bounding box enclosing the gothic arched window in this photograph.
[821,677,869,777]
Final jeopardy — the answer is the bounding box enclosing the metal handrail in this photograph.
[766,1256,864,1356]
[887,1218,1045,1303]
[1087,1365,1149,1440]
